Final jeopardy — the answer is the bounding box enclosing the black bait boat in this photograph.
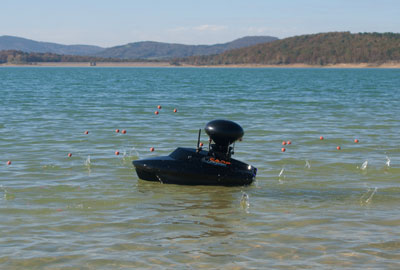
[133,119,257,186]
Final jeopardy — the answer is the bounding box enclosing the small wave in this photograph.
[278,168,285,177]
[129,147,140,159]
[305,160,311,169]
[360,187,378,206]
[361,160,368,170]
[385,156,391,167]
[240,192,250,212]
[1,185,15,201]
[84,155,91,167]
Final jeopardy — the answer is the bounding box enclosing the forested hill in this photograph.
[95,36,278,59]
[183,32,400,65]
[0,35,278,60]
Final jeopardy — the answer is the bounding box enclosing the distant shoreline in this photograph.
[1,62,400,68]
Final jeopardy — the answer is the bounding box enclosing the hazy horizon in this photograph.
[1,0,400,47]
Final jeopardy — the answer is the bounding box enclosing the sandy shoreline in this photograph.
[1,62,400,68]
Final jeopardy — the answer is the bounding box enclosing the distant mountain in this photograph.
[95,36,278,59]
[3,33,399,65]
[0,35,278,60]
[184,32,400,65]
[0,35,104,56]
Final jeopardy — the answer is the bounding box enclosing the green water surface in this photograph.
[1,67,399,269]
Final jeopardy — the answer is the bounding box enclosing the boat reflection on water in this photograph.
[133,119,257,186]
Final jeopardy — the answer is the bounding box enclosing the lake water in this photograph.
[1,67,399,269]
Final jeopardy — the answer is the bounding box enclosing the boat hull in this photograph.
[133,147,256,186]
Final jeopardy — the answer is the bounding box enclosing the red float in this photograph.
[320,136,324,140]
[287,140,292,145]
[282,141,287,145]
[68,153,72,157]
[115,129,120,133]
[115,151,120,155]
[281,148,286,152]
[337,146,341,150]
[155,111,159,115]
[173,108,177,113]
[157,105,162,109]
[122,129,126,134]
[354,139,359,143]
[7,160,11,165]
[84,131,89,135]
[150,147,155,152]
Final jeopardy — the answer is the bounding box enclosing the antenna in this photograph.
[196,128,201,151]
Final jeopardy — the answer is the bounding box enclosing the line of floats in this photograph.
[3,105,362,186]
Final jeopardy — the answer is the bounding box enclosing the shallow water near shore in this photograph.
[1,67,400,269]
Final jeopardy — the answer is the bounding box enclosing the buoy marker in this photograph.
[157,105,162,109]
[287,140,292,145]
[281,148,286,152]
[173,108,177,113]
[354,139,359,143]
[282,141,287,145]
[320,136,324,140]
[150,147,155,152]
[68,153,72,157]
[122,129,126,134]
[115,129,120,133]
[115,151,120,155]
[155,111,159,115]
[7,160,11,165]
[84,131,89,135]
[199,142,203,147]
[337,146,341,150]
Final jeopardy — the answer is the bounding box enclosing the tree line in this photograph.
[181,32,400,65]
[0,50,157,64]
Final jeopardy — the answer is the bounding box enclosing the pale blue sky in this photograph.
[1,0,399,47]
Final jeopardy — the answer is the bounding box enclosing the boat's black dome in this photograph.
[205,119,244,146]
